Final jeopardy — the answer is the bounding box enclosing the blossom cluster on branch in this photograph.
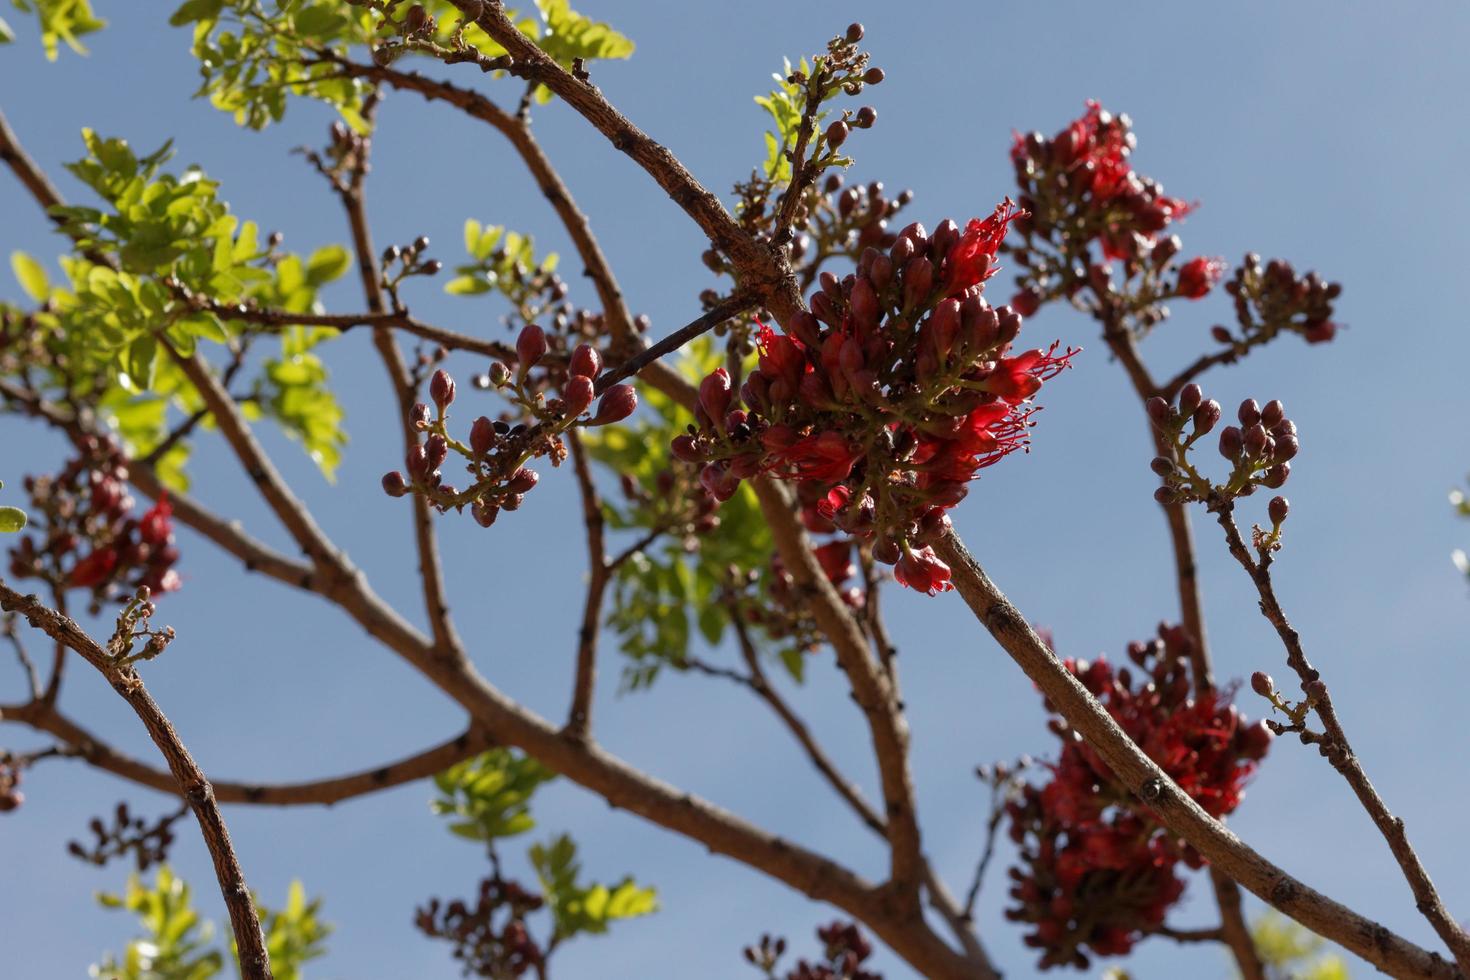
[675,204,1073,594]
[1005,626,1270,970]
[8,437,180,608]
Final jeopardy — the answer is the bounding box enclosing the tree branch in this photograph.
[2,701,490,806]
[564,430,607,737]
[333,106,467,664]
[0,584,273,980]
[1216,507,1470,973]
[934,528,1461,980]
[752,478,924,915]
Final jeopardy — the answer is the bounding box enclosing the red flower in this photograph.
[1177,256,1226,300]
[983,344,1076,404]
[138,494,174,547]
[942,199,1022,297]
[70,547,118,588]
[813,541,855,585]
[774,431,864,483]
[894,546,952,595]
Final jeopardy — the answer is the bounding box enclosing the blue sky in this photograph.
[3,3,1470,978]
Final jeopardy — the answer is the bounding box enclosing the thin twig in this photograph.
[592,293,756,396]
[1216,507,1470,973]
[565,431,607,736]
[333,100,467,664]
[0,584,273,979]
[1,702,490,806]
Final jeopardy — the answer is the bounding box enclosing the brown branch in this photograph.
[334,115,467,664]
[316,56,637,338]
[727,607,883,836]
[1098,298,1263,974]
[0,107,66,217]
[592,293,756,396]
[1216,507,1470,973]
[752,479,924,915]
[0,584,273,979]
[169,282,513,359]
[933,529,1461,980]
[1153,925,1227,944]
[698,608,992,975]
[4,613,42,700]
[564,430,607,737]
[2,701,490,806]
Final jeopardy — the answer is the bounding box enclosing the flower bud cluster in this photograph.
[1005,625,1270,969]
[1009,101,1193,266]
[1147,386,1298,506]
[8,438,181,606]
[66,800,183,870]
[382,336,637,527]
[675,202,1073,594]
[742,919,881,980]
[415,875,546,978]
[1212,252,1342,348]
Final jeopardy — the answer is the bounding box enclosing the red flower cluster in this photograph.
[1177,255,1227,300]
[674,204,1073,594]
[9,440,181,600]
[1005,625,1270,970]
[1010,101,1193,263]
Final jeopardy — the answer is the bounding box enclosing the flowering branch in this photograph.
[0,583,273,980]
[933,528,1460,980]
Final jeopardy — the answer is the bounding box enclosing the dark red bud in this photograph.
[699,368,733,423]
[1251,671,1274,697]
[590,385,637,425]
[562,375,595,416]
[671,434,701,462]
[411,402,432,427]
[425,433,448,471]
[902,256,935,310]
[1238,398,1261,427]
[1269,495,1290,525]
[1273,434,1300,463]
[381,471,409,497]
[406,445,430,480]
[472,500,499,528]
[1192,399,1222,436]
[1262,399,1285,427]
[1219,425,1244,460]
[826,120,850,148]
[470,416,497,456]
[1243,423,1269,458]
[507,467,539,494]
[516,324,547,371]
[1145,396,1172,429]
[1178,383,1203,416]
[430,369,456,411]
[569,343,602,379]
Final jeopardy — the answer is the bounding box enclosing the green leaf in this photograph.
[430,749,557,843]
[251,879,332,980]
[10,251,50,301]
[0,15,15,43]
[0,507,27,533]
[530,833,657,941]
[304,243,350,287]
[92,866,225,980]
